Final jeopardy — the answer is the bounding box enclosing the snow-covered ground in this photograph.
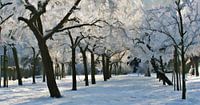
[0,74,200,105]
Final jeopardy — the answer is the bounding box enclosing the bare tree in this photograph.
[79,44,89,86]
[139,0,200,99]
[67,31,87,90]
[0,1,13,25]
[9,44,23,86]
[176,0,187,99]
[18,0,82,98]
[31,47,40,84]
[0,1,13,88]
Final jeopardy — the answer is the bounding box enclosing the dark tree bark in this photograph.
[160,56,166,85]
[195,62,199,76]
[91,52,96,84]
[11,46,22,86]
[79,46,89,86]
[174,46,180,91]
[119,62,122,75]
[42,62,46,82]
[39,40,61,97]
[181,40,186,99]
[151,56,173,85]
[193,56,199,76]
[102,54,107,81]
[0,55,2,87]
[18,18,61,97]
[61,63,65,78]
[31,47,36,84]
[109,63,113,78]
[3,46,8,87]
[55,58,61,80]
[83,51,89,86]
[106,56,110,79]
[71,47,77,90]
[176,0,186,99]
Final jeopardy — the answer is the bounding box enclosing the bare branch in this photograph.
[44,0,82,41]
[134,38,145,44]
[24,0,38,14]
[88,35,106,40]
[0,2,12,9]
[67,30,74,46]
[184,35,198,52]
[0,14,13,25]
[68,17,80,23]
[37,0,50,15]
[79,43,88,52]
[49,19,103,34]
[18,17,43,39]
[18,17,30,25]
[140,27,181,51]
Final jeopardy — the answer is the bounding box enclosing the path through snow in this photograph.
[0,74,200,105]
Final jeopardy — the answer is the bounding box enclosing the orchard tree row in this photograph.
[0,0,200,100]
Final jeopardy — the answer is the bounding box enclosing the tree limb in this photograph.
[0,2,12,9]
[0,14,13,25]
[67,30,74,46]
[47,20,103,35]
[24,0,38,14]
[18,17,30,25]
[44,0,82,41]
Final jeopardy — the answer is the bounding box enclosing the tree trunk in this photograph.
[174,46,180,91]
[176,1,186,99]
[32,47,36,84]
[0,55,2,87]
[3,46,8,87]
[181,41,186,99]
[61,63,65,78]
[81,50,89,86]
[91,52,96,84]
[151,57,173,85]
[179,70,181,90]
[160,56,166,85]
[109,64,112,78]
[102,55,107,81]
[39,40,61,97]
[194,56,199,76]
[12,46,23,86]
[195,61,199,76]
[172,70,176,91]
[42,63,46,82]
[71,47,77,90]
[106,56,110,79]
[119,62,122,75]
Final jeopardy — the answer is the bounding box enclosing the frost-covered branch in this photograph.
[0,1,13,25]
[0,14,13,25]
[54,20,103,33]
[139,27,180,50]
[0,1,12,9]
[44,0,82,40]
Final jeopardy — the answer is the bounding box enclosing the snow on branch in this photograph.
[24,0,37,14]
[139,27,180,51]
[54,19,103,33]
[0,1,13,25]
[44,0,82,40]
[0,2,12,9]
[0,14,13,25]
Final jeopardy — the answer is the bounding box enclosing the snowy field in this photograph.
[0,74,200,105]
